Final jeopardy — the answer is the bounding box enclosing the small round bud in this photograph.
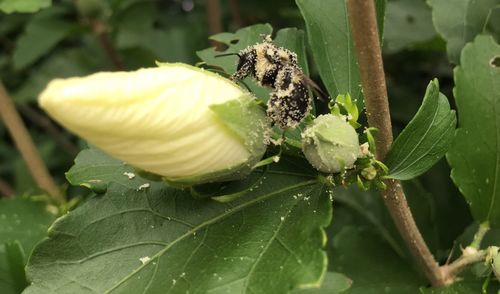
[490,248,500,280]
[361,166,377,180]
[302,114,359,173]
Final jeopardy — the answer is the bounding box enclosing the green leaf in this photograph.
[329,227,424,293]
[14,48,104,104]
[332,182,442,260]
[13,8,76,70]
[66,147,152,193]
[0,0,51,13]
[197,24,271,102]
[375,0,387,42]
[0,197,56,294]
[447,35,500,227]
[0,197,56,253]
[384,0,437,53]
[296,0,362,108]
[296,0,386,108]
[428,0,498,64]
[1,241,28,293]
[486,5,500,38]
[291,272,352,293]
[385,79,456,180]
[25,171,331,293]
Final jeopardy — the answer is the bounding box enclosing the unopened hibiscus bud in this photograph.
[302,114,359,173]
[39,63,269,185]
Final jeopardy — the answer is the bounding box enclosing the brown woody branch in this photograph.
[19,106,79,157]
[206,0,223,49]
[0,82,63,203]
[346,0,446,286]
[90,20,124,71]
[228,0,244,29]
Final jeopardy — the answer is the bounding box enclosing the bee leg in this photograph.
[230,67,250,81]
[231,51,257,81]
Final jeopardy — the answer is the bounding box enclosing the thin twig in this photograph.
[439,224,495,283]
[0,82,63,203]
[90,20,124,71]
[0,177,15,197]
[346,0,445,286]
[206,0,223,49]
[228,0,243,29]
[442,248,490,280]
[19,106,79,157]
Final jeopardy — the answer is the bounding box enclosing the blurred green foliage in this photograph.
[1,0,499,293]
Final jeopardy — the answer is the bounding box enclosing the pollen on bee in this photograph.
[230,35,316,129]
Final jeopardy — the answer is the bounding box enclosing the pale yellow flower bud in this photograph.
[39,63,269,185]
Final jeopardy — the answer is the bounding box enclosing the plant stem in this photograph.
[90,20,124,71]
[0,82,64,203]
[19,106,79,157]
[207,0,223,35]
[346,0,445,286]
[442,249,489,280]
[228,0,244,29]
[470,222,490,250]
[206,0,223,49]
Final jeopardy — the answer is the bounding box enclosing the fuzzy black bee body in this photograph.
[230,36,311,129]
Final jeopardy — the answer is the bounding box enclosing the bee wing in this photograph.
[299,73,329,102]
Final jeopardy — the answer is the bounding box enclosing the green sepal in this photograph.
[164,95,269,187]
[365,127,378,154]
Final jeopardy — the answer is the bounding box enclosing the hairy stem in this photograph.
[442,248,492,281]
[0,82,63,203]
[346,0,445,286]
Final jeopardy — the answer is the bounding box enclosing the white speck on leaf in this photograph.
[123,172,135,179]
[137,183,150,191]
[139,256,151,264]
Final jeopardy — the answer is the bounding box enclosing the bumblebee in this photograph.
[224,35,322,129]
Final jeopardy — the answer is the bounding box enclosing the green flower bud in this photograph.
[361,166,377,180]
[39,63,269,186]
[302,114,359,173]
[491,248,500,280]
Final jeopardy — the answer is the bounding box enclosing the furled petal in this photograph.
[39,63,269,184]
